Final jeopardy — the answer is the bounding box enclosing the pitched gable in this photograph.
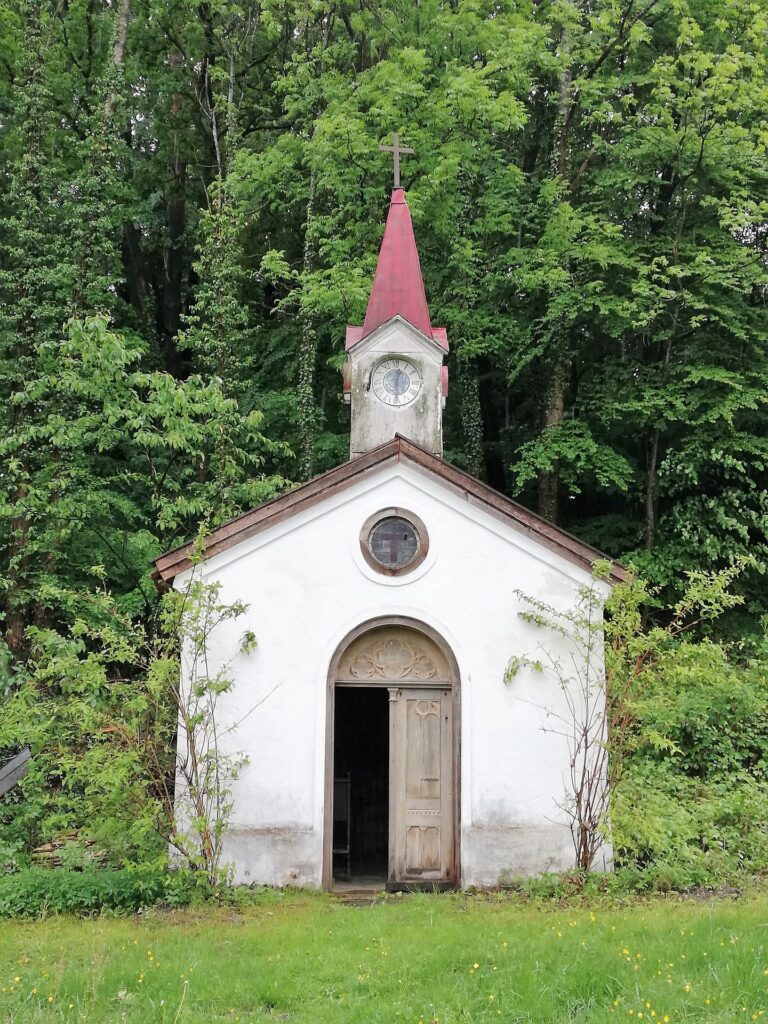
[154,437,627,585]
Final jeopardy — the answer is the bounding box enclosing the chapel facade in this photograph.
[155,184,623,890]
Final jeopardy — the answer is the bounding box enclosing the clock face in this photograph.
[371,358,422,407]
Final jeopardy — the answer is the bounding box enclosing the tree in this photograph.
[506,560,751,873]
[0,555,266,882]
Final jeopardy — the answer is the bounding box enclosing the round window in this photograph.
[360,509,428,577]
[370,517,418,569]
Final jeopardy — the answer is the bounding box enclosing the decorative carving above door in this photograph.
[335,628,452,684]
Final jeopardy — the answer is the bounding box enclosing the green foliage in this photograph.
[510,562,768,882]
[0,0,766,618]
[512,420,635,496]
[0,314,285,635]
[612,639,768,885]
[0,566,260,881]
[0,868,201,918]
[1,0,767,884]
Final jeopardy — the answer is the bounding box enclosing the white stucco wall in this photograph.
[173,461,609,888]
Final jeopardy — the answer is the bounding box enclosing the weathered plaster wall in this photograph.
[174,461,608,888]
[348,319,444,457]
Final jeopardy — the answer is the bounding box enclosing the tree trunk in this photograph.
[644,428,660,550]
[162,55,186,379]
[537,42,574,525]
[123,218,150,331]
[297,167,317,480]
[6,476,30,658]
[163,161,186,378]
[103,0,131,119]
[459,360,484,479]
[644,337,672,549]
[537,362,565,524]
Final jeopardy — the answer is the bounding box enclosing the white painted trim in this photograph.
[349,315,445,360]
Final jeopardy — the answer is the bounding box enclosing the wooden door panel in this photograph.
[406,697,441,800]
[390,687,453,884]
[406,825,441,872]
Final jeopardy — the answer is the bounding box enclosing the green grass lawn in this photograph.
[1,892,766,1023]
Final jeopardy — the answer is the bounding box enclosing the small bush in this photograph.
[0,868,203,918]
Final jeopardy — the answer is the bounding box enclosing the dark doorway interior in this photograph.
[333,687,389,883]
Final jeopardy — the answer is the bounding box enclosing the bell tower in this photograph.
[343,143,447,458]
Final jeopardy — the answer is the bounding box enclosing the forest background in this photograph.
[0,0,767,889]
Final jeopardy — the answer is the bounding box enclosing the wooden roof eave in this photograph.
[153,436,628,586]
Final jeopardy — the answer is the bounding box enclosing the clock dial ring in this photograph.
[371,358,422,407]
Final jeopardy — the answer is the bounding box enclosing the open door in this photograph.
[388,686,454,887]
[326,620,459,891]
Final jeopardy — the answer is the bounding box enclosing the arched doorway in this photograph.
[323,617,460,890]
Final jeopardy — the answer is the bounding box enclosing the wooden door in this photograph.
[389,687,454,886]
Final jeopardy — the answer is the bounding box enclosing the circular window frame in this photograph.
[360,508,429,577]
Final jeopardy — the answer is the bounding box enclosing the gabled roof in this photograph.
[346,189,448,352]
[153,436,628,585]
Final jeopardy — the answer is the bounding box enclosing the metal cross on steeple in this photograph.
[379,132,415,189]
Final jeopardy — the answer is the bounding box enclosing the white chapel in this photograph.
[155,181,623,890]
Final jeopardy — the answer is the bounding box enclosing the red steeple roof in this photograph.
[345,189,447,352]
[362,187,432,339]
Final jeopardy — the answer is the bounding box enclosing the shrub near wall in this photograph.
[0,869,199,918]
[613,640,768,887]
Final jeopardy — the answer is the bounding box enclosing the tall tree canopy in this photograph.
[0,0,767,652]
